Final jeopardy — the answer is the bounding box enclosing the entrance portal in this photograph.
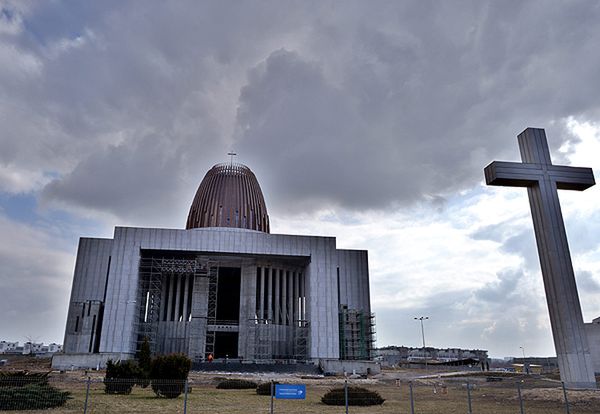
[214,332,238,358]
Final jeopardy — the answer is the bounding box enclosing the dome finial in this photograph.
[227,151,237,166]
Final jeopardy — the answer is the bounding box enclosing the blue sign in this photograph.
[275,384,306,399]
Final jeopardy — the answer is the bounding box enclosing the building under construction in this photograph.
[54,162,374,369]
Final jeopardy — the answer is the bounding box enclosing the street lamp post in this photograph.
[414,316,429,370]
[520,346,528,374]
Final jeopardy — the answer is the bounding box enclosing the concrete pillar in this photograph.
[293,271,299,326]
[259,267,265,321]
[166,275,175,322]
[282,270,287,326]
[267,267,273,322]
[174,275,182,322]
[182,274,189,323]
[161,275,168,321]
[274,268,280,325]
[188,274,209,362]
[299,272,305,322]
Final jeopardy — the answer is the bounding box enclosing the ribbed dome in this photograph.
[186,163,270,232]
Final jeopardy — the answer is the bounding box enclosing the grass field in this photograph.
[6,371,599,414]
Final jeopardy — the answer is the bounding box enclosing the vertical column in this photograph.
[293,271,299,326]
[166,275,175,322]
[161,275,168,322]
[182,274,189,323]
[267,267,273,322]
[274,269,280,325]
[287,271,292,326]
[174,275,182,322]
[299,272,305,322]
[259,267,265,321]
[282,270,287,325]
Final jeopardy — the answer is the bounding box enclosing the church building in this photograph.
[53,162,375,370]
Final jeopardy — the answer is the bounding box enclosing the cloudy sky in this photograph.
[1,0,600,358]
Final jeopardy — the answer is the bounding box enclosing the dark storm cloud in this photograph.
[235,1,600,214]
[1,1,598,222]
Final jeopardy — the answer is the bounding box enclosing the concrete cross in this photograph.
[484,127,596,389]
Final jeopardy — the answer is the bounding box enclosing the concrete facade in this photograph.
[55,226,373,369]
[584,317,600,374]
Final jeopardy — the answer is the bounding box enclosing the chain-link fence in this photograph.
[1,374,599,413]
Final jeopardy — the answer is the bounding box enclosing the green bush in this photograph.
[150,354,191,398]
[321,386,385,406]
[256,381,278,395]
[0,371,49,387]
[104,360,139,394]
[216,378,258,389]
[0,383,70,410]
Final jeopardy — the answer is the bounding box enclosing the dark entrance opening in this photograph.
[216,267,241,322]
[214,332,239,358]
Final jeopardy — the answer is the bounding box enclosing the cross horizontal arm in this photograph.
[548,166,595,191]
[484,161,543,187]
[485,161,595,191]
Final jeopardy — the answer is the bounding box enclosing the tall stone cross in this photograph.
[484,127,596,389]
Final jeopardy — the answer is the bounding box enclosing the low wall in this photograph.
[319,359,381,375]
[51,353,133,370]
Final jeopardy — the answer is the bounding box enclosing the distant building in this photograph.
[0,341,18,354]
[0,341,63,355]
[376,345,488,367]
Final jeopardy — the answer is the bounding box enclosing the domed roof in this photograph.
[186,162,270,233]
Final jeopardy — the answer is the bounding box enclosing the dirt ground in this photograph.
[2,357,599,413]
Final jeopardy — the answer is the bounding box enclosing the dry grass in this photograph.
[5,371,599,414]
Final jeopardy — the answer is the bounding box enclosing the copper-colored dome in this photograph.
[186,163,270,232]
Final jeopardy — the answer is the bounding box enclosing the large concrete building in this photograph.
[53,163,375,370]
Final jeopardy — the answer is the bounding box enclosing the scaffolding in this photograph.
[338,305,376,360]
[293,320,309,361]
[136,255,215,355]
[204,266,219,359]
[248,318,273,361]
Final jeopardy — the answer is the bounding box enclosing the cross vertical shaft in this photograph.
[485,128,596,389]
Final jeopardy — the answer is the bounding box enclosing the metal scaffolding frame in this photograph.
[204,266,219,359]
[293,320,309,361]
[136,255,215,355]
[338,305,376,360]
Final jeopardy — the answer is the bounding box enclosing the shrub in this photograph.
[150,354,191,398]
[321,386,385,406]
[0,383,70,410]
[256,381,279,395]
[216,378,258,390]
[104,360,139,394]
[0,371,49,387]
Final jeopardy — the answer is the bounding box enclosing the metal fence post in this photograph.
[517,381,525,414]
[561,382,570,414]
[270,380,274,414]
[83,376,91,414]
[183,379,188,414]
[409,381,415,414]
[344,379,349,414]
[466,382,472,414]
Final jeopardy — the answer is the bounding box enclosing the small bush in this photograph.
[150,354,191,398]
[0,383,70,410]
[104,360,139,394]
[321,386,385,406]
[216,378,258,390]
[256,381,279,395]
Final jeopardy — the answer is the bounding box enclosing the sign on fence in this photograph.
[275,384,306,399]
